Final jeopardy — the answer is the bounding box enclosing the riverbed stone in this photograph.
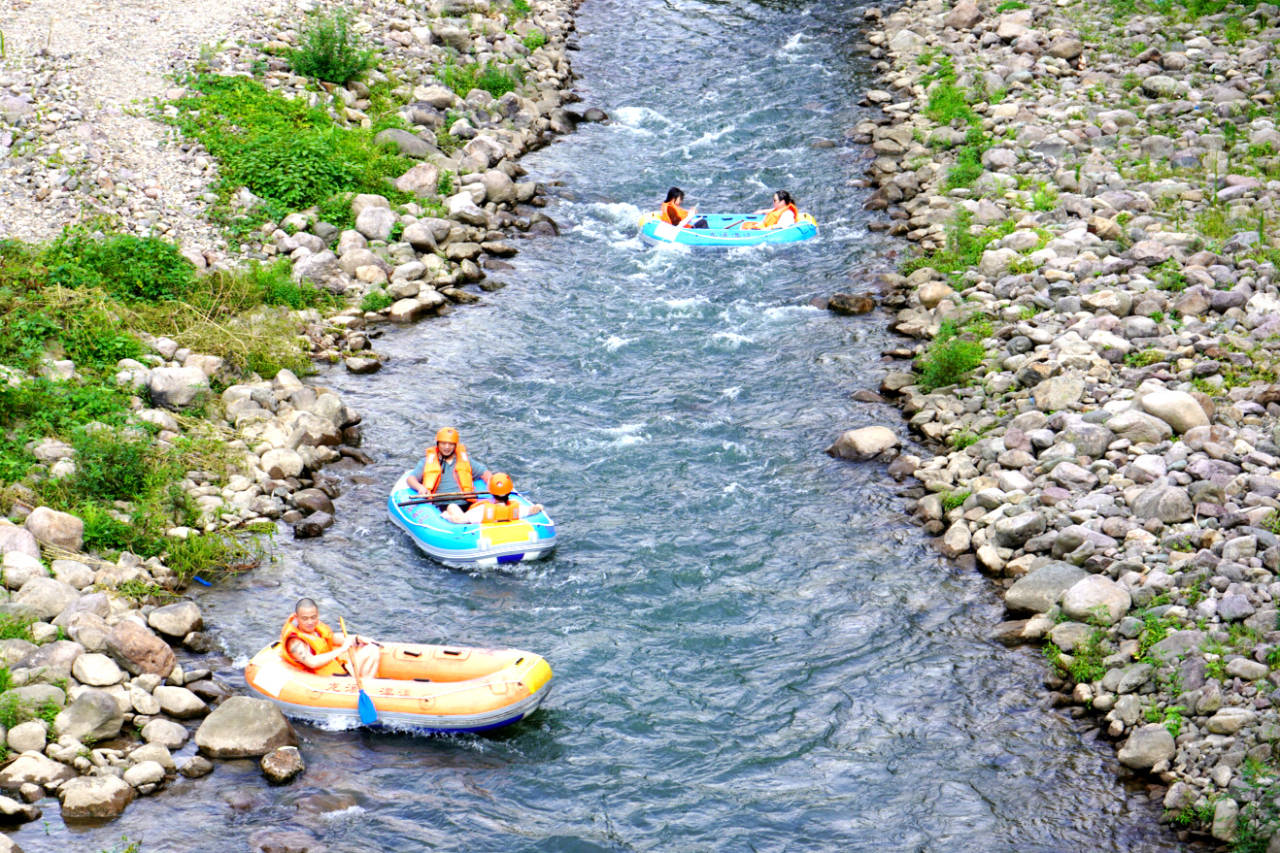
[12,578,77,621]
[1130,481,1193,523]
[147,366,209,410]
[147,601,203,639]
[54,688,124,741]
[0,752,76,789]
[105,620,175,678]
[1226,658,1268,681]
[993,511,1046,548]
[22,507,83,552]
[71,653,124,687]
[1207,707,1255,735]
[123,760,166,789]
[1061,575,1131,625]
[153,686,208,719]
[1140,389,1209,433]
[260,745,306,785]
[827,426,899,459]
[0,527,40,561]
[195,696,297,758]
[1117,723,1175,770]
[58,775,134,820]
[5,722,46,755]
[1105,410,1172,444]
[1005,561,1089,613]
[0,794,40,825]
[141,718,189,749]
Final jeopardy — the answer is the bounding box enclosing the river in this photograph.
[20,0,1189,850]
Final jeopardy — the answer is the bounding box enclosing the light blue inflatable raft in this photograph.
[637,212,818,248]
[387,471,557,568]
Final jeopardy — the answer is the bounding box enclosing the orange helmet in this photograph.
[436,427,460,444]
[489,472,514,497]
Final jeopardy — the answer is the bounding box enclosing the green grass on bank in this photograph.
[164,74,418,240]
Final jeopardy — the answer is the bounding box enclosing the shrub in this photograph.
[163,529,267,585]
[44,232,196,302]
[522,30,547,51]
[288,8,375,85]
[361,290,394,312]
[510,0,532,17]
[228,130,359,211]
[916,320,986,391]
[437,60,522,98]
[67,428,152,502]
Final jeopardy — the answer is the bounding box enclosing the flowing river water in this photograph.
[17,0,1197,850]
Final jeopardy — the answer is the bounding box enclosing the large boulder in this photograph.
[104,621,175,678]
[0,793,40,825]
[147,366,210,410]
[15,640,82,675]
[141,718,189,749]
[0,752,77,789]
[58,775,134,820]
[195,696,297,759]
[1105,409,1172,444]
[0,526,40,560]
[23,507,83,552]
[392,162,440,196]
[826,426,899,460]
[53,688,124,742]
[1140,389,1209,433]
[1130,481,1193,523]
[71,653,124,687]
[153,686,208,719]
[1005,561,1089,613]
[1118,724,1175,770]
[445,191,487,226]
[260,448,305,480]
[12,577,79,621]
[1061,575,1132,625]
[147,601,203,639]
[2,553,43,591]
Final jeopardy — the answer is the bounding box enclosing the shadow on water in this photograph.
[15,0,1204,850]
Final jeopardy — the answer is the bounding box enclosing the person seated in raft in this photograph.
[407,426,491,513]
[281,597,380,679]
[740,190,799,230]
[658,187,708,228]
[444,472,544,524]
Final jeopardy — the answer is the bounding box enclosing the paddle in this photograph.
[397,490,483,507]
[339,617,378,725]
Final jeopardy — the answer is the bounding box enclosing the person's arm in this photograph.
[288,636,352,670]
[519,503,544,518]
[407,458,429,494]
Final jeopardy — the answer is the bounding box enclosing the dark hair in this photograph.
[774,190,794,205]
[295,597,318,614]
[664,187,684,203]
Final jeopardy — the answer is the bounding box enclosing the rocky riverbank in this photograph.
[832,0,1280,845]
[0,0,585,838]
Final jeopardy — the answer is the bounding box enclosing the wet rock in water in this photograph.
[827,426,899,460]
[292,511,334,539]
[295,792,359,814]
[0,753,76,789]
[153,685,209,719]
[0,794,40,825]
[247,827,325,853]
[1117,723,1175,770]
[827,292,876,315]
[195,696,298,759]
[141,718,189,749]
[179,755,214,779]
[58,775,135,820]
[344,356,381,374]
[123,760,166,790]
[261,745,306,785]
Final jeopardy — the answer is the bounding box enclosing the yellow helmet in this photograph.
[436,427,460,444]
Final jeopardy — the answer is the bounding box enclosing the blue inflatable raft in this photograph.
[387,471,557,568]
[637,212,818,248]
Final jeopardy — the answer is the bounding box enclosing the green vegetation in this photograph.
[0,614,35,643]
[163,528,269,586]
[166,74,415,230]
[1044,629,1108,683]
[946,128,993,190]
[915,318,987,391]
[360,289,394,313]
[1144,702,1186,737]
[436,59,523,99]
[995,0,1028,9]
[901,209,1016,277]
[940,489,971,512]
[522,30,547,51]
[287,8,375,85]
[510,0,532,17]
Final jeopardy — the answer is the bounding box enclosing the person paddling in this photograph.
[741,190,799,230]
[280,598,379,679]
[446,472,544,524]
[407,427,492,513]
[658,187,707,228]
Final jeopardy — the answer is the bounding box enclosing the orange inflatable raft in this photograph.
[244,640,553,733]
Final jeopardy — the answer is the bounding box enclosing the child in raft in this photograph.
[658,187,708,228]
[443,472,543,524]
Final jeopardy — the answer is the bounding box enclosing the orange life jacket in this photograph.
[661,201,689,225]
[762,203,799,228]
[479,499,520,523]
[423,443,475,495]
[280,615,346,676]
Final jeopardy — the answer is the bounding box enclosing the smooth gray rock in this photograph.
[1117,723,1175,770]
[1005,561,1089,613]
[195,696,297,759]
[58,775,134,820]
[53,688,124,742]
[1130,481,1193,523]
[146,601,203,639]
[993,512,1046,548]
[1062,575,1132,625]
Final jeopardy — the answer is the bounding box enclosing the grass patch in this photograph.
[436,59,523,99]
[522,30,547,51]
[916,318,987,391]
[901,209,1016,277]
[941,489,971,512]
[360,290,394,313]
[165,74,415,229]
[287,7,376,85]
[0,614,35,643]
[163,529,268,586]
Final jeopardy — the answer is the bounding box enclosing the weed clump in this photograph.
[288,8,376,85]
[916,319,987,391]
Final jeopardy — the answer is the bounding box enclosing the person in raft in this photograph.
[658,187,707,228]
[741,190,799,230]
[449,472,543,524]
[281,598,380,679]
[406,426,492,514]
